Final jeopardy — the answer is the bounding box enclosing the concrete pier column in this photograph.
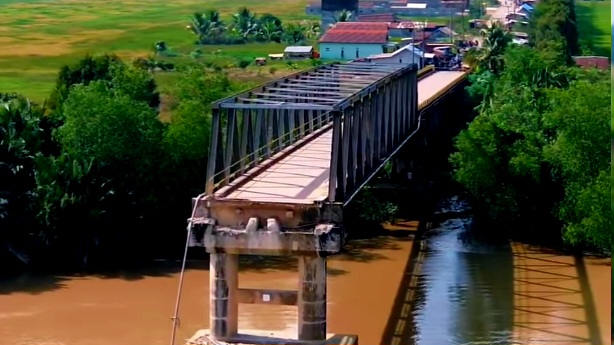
[209,253,238,339]
[298,256,327,341]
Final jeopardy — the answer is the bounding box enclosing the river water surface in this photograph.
[0,199,610,345]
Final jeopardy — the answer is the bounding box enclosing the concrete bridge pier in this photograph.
[209,253,239,338]
[187,197,357,345]
[298,256,327,341]
[185,63,469,345]
[207,253,328,342]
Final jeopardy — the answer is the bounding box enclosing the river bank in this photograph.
[1,197,609,345]
[0,230,416,345]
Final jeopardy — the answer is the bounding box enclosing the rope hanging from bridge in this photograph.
[169,193,206,345]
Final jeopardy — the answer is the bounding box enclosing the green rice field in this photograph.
[575,0,611,57]
[0,0,313,101]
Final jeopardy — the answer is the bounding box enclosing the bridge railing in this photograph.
[417,65,435,79]
[205,62,416,196]
[418,70,468,111]
[206,105,333,195]
[203,63,440,199]
[327,66,419,204]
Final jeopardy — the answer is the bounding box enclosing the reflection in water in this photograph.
[0,235,414,345]
[0,201,609,345]
[405,197,610,345]
[412,218,514,345]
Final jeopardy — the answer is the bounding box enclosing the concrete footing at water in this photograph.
[187,329,358,345]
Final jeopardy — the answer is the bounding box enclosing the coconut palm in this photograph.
[204,10,226,36]
[35,152,115,268]
[187,13,215,43]
[0,95,51,248]
[464,23,512,74]
[259,20,283,42]
[302,20,320,40]
[283,22,307,44]
[334,9,353,24]
[187,11,227,43]
[232,7,260,39]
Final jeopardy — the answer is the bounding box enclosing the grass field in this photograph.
[0,0,313,101]
[575,0,611,57]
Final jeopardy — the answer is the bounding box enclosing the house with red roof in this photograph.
[319,22,390,60]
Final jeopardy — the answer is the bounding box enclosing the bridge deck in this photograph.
[218,71,466,204]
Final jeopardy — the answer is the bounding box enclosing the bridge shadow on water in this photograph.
[511,244,604,345]
[379,219,605,345]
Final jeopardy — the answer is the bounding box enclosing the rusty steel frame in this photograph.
[206,62,417,195]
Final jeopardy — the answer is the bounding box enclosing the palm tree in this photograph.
[205,10,226,36]
[35,152,114,269]
[205,9,222,24]
[464,23,512,74]
[0,95,51,251]
[302,20,320,40]
[233,7,259,39]
[187,11,227,43]
[282,22,308,44]
[187,13,215,43]
[333,9,353,24]
[259,21,283,42]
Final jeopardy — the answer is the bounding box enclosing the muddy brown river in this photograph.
[0,205,610,345]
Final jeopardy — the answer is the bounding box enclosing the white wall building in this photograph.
[365,44,433,69]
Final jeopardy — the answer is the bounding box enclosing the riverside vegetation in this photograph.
[0,0,609,276]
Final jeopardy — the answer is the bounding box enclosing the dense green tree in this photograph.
[528,0,580,62]
[48,53,160,112]
[163,68,239,189]
[283,22,308,44]
[452,43,610,253]
[543,77,610,251]
[0,95,51,248]
[34,153,115,267]
[34,75,167,266]
[464,23,512,75]
[48,53,121,111]
[259,20,283,43]
[188,11,227,44]
[333,9,353,24]
[57,81,163,170]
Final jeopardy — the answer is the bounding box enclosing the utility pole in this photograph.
[461,3,465,42]
[450,7,454,43]
[411,25,416,67]
[421,21,427,69]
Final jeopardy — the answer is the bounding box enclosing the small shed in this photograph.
[425,27,458,43]
[366,44,428,69]
[268,53,284,60]
[283,46,314,59]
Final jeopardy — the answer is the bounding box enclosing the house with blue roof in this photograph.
[516,3,534,17]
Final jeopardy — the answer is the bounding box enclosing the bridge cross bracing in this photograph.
[205,62,466,207]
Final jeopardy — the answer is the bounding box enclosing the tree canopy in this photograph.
[451,3,610,253]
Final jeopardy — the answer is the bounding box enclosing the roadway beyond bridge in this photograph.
[187,62,468,345]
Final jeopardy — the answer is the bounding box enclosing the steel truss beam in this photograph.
[328,67,419,205]
[206,61,418,195]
